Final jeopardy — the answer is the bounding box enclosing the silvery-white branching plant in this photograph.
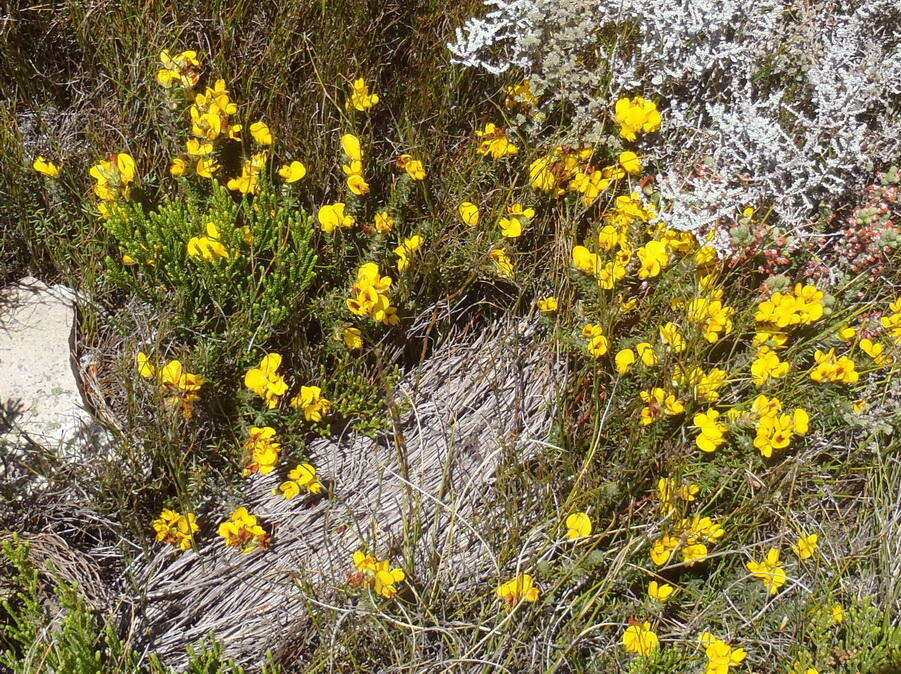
[448,0,901,251]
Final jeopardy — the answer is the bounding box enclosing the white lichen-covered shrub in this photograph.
[449,0,901,247]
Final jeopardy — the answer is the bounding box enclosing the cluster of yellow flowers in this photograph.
[699,632,747,673]
[345,77,379,112]
[648,477,725,569]
[186,220,253,261]
[621,623,747,674]
[90,153,137,217]
[346,263,399,324]
[475,122,518,159]
[151,505,271,555]
[751,394,809,458]
[809,347,859,383]
[395,153,426,180]
[273,463,323,499]
[242,426,281,476]
[350,550,405,598]
[651,513,725,567]
[137,352,205,418]
[395,234,424,272]
[241,353,329,471]
[244,353,289,408]
[614,96,662,141]
[496,573,540,608]
[33,156,61,177]
[218,506,271,553]
[156,49,200,90]
[881,297,901,343]
[746,533,819,595]
[242,354,331,419]
[341,133,369,195]
[755,283,824,330]
[151,508,199,551]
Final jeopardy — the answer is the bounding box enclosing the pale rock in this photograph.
[0,277,109,472]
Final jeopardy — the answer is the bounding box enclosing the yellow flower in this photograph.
[648,581,674,602]
[618,151,642,175]
[186,138,213,156]
[346,77,379,111]
[695,246,718,266]
[536,296,558,313]
[290,385,331,422]
[504,79,537,108]
[170,157,188,176]
[195,157,218,179]
[746,548,787,594]
[490,248,514,279]
[508,203,535,219]
[343,327,363,350]
[458,201,479,227]
[244,353,288,409]
[275,462,324,498]
[528,154,557,191]
[498,217,522,238]
[242,426,281,476]
[693,409,728,453]
[659,322,686,352]
[346,173,370,195]
[809,348,859,384]
[614,96,662,141]
[572,246,600,276]
[351,552,405,598]
[475,122,518,159]
[496,574,539,608]
[227,152,267,194]
[622,621,659,656]
[831,604,845,623]
[33,156,60,177]
[341,133,362,162]
[396,154,425,180]
[635,342,658,366]
[859,338,891,366]
[650,533,680,566]
[374,211,394,233]
[637,240,669,278]
[346,263,398,325]
[318,202,355,233]
[700,633,747,673]
[582,324,609,358]
[151,508,199,551]
[187,222,230,260]
[751,346,790,386]
[565,512,592,539]
[837,324,856,341]
[680,542,708,566]
[157,49,200,89]
[217,506,270,553]
[656,478,699,519]
[137,352,156,379]
[142,357,205,418]
[792,533,819,560]
[278,160,307,183]
[615,348,636,374]
[89,153,136,201]
[640,388,684,425]
[395,234,424,272]
[250,121,273,145]
[373,564,406,599]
